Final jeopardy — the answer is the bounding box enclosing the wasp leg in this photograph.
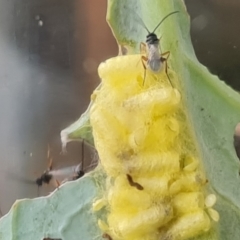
[140,42,147,54]
[54,179,61,189]
[47,144,50,158]
[118,45,128,56]
[161,51,173,87]
[47,144,53,171]
[48,158,53,171]
[141,55,148,85]
[161,50,170,60]
[61,178,68,185]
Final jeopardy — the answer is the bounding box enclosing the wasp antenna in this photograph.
[152,11,179,33]
[132,10,150,34]
[47,144,50,159]
[55,179,60,188]
[48,157,53,171]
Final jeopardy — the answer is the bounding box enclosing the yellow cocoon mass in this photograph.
[90,55,219,240]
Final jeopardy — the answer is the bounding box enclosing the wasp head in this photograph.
[146,33,159,45]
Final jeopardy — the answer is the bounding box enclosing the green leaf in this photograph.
[1,0,240,239]
[0,169,105,240]
[60,101,95,149]
[60,84,102,149]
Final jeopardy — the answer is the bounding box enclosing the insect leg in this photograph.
[161,51,173,87]
[141,55,148,86]
[47,145,53,171]
[47,144,50,159]
[48,158,53,171]
[61,178,68,185]
[140,42,147,54]
[161,50,170,60]
[54,179,61,188]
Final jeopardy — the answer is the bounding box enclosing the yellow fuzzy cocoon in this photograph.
[90,55,219,240]
[92,198,108,212]
[125,151,180,175]
[161,211,211,240]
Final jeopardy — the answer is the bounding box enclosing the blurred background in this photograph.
[0,0,239,214]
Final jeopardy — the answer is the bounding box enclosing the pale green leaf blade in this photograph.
[0,171,105,240]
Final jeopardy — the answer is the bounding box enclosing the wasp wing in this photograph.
[49,164,81,178]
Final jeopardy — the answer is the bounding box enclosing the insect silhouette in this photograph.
[35,143,86,193]
[137,11,179,85]
[35,145,55,189]
[126,174,144,191]
[50,163,84,186]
